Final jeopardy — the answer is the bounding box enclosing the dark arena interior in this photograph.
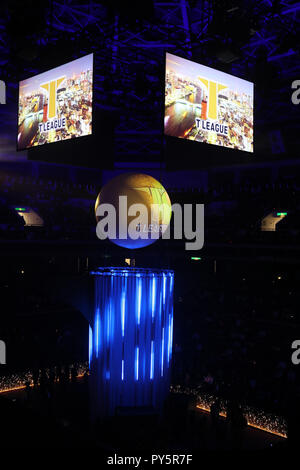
[0,0,300,459]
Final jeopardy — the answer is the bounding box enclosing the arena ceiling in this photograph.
[0,0,299,158]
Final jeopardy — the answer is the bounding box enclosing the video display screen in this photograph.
[18,54,93,150]
[164,52,254,153]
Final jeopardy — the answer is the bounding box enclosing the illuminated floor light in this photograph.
[0,366,87,395]
[0,364,287,440]
[196,405,287,438]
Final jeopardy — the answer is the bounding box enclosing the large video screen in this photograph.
[164,52,253,153]
[18,54,93,150]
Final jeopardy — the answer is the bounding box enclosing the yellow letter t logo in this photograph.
[198,78,228,120]
[40,76,66,120]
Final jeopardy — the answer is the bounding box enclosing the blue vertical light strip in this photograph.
[167,312,174,364]
[150,340,154,380]
[161,327,165,377]
[170,313,173,360]
[162,274,167,373]
[121,294,125,337]
[135,277,141,381]
[121,359,125,381]
[121,277,127,382]
[135,346,139,381]
[107,277,114,344]
[107,304,110,342]
[168,274,174,364]
[152,276,156,320]
[89,326,93,368]
[121,279,126,337]
[167,314,171,365]
[95,308,100,358]
[137,278,142,325]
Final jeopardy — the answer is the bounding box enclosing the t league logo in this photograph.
[40,76,66,119]
[198,77,228,120]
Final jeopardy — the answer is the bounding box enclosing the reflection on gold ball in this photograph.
[95,173,172,249]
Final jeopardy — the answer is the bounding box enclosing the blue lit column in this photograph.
[89,267,174,417]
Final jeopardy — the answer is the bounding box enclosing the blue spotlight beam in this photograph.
[90,267,174,417]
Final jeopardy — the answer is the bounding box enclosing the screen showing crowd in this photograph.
[18,54,93,150]
[164,52,253,153]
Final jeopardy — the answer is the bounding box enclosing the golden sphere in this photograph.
[95,173,172,249]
